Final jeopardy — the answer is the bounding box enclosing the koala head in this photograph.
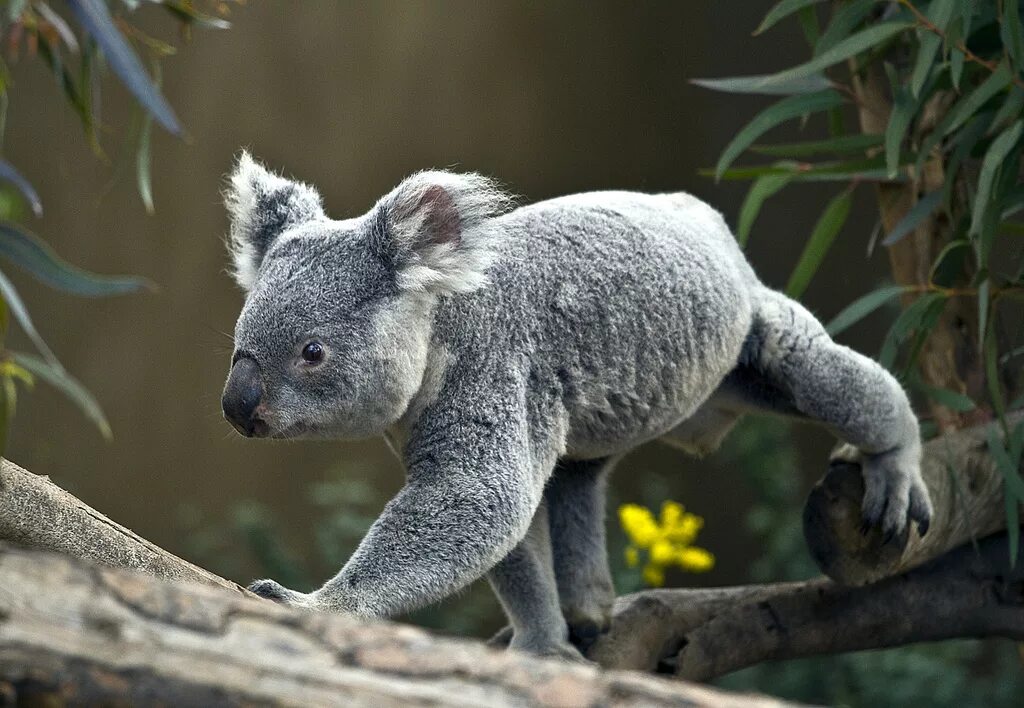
[221,152,511,440]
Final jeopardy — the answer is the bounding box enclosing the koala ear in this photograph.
[224,151,325,290]
[373,170,513,294]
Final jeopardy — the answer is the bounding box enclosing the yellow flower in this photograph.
[641,563,665,587]
[618,499,715,586]
[649,539,675,565]
[624,545,639,567]
[677,547,715,572]
[618,504,659,547]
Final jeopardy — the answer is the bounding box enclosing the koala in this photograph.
[220,153,932,660]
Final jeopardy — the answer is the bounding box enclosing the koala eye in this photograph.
[301,341,325,364]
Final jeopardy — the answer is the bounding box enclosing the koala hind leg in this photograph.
[486,501,584,661]
[546,456,617,652]
[742,289,932,538]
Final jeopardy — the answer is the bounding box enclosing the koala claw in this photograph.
[247,578,311,607]
[832,444,933,540]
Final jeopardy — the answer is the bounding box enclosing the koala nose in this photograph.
[222,357,268,437]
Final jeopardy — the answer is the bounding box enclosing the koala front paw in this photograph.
[831,443,933,541]
[247,578,313,607]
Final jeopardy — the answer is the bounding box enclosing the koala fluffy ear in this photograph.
[224,151,325,290]
[373,170,514,294]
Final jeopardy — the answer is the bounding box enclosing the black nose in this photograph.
[222,357,266,437]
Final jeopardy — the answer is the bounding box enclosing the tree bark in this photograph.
[0,543,794,708]
[0,458,250,595]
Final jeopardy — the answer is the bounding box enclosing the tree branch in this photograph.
[0,543,793,707]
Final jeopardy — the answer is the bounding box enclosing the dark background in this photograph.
[6,2,891,621]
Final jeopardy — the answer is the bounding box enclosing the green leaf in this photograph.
[987,426,1023,567]
[755,22,913,91]
[9,351,111,439]
[990,86,1024,135]
[0,223,152,297]
[826,284,909,336]
[0,161,41,217]
[1001,0,1024,73]
[754,0,825,35]
[928,238,969,284]
[0,268,59,365]
[690,74,832,96]
[885,87,918,178]
[711,155,905,183]
[883,190,943,246]
[814,0,874,56]
[737,173,793,247]
[944,61,1014,137]
[715,90,844,179]
[66,0,182,136]
[879,292,945,370]
[984,320,1006,420]
[971,119,1022,241]
[909,0,957,97]
[785,188,852,298]
[136,62,159,214]
[749,133,882,157]
[920,384,976,412]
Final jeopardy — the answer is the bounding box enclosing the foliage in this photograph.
[0,0,235,451]
[617,500,714,587]
[696,0,1024,563]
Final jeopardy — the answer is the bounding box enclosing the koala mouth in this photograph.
[271,421,310,439]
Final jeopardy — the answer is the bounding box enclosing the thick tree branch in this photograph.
[0,543,793,707]
[0,458,250,595]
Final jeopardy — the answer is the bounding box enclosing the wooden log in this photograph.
[0,458,250,594]
[0,544,795,707]
[802,414,1021,585]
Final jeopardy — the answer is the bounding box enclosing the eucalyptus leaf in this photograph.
[885,87,917,178]
[910,0,957,97]
[756,22,913,91]
[0,268,59,365]
[944,61,1013,137]
[9,351,111,439]
[971,119,1022,241]
[883,190,943,246]
[715,90,844,179]
[66,0,182,136]
[0,223,152,296]
[754,0,825,35]
[879,292,945,370]
[0,160,41,216]
[1001,0,1024,72]
[814,0,874,57]
[749,133,882,157]
[691,74,832,96]
[737,173,793,247]
[785,188,852,298]
[825,285,909,336]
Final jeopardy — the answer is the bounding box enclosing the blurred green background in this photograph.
[4,3,1020,705]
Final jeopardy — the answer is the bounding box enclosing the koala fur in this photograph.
[222,153,932,660]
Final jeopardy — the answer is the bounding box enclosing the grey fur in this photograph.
[222,153,932,658]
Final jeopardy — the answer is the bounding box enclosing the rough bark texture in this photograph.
[586,533,1023,679]
[0,544,794,708]
[0,458,251,595]
[803,412,1021,585]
